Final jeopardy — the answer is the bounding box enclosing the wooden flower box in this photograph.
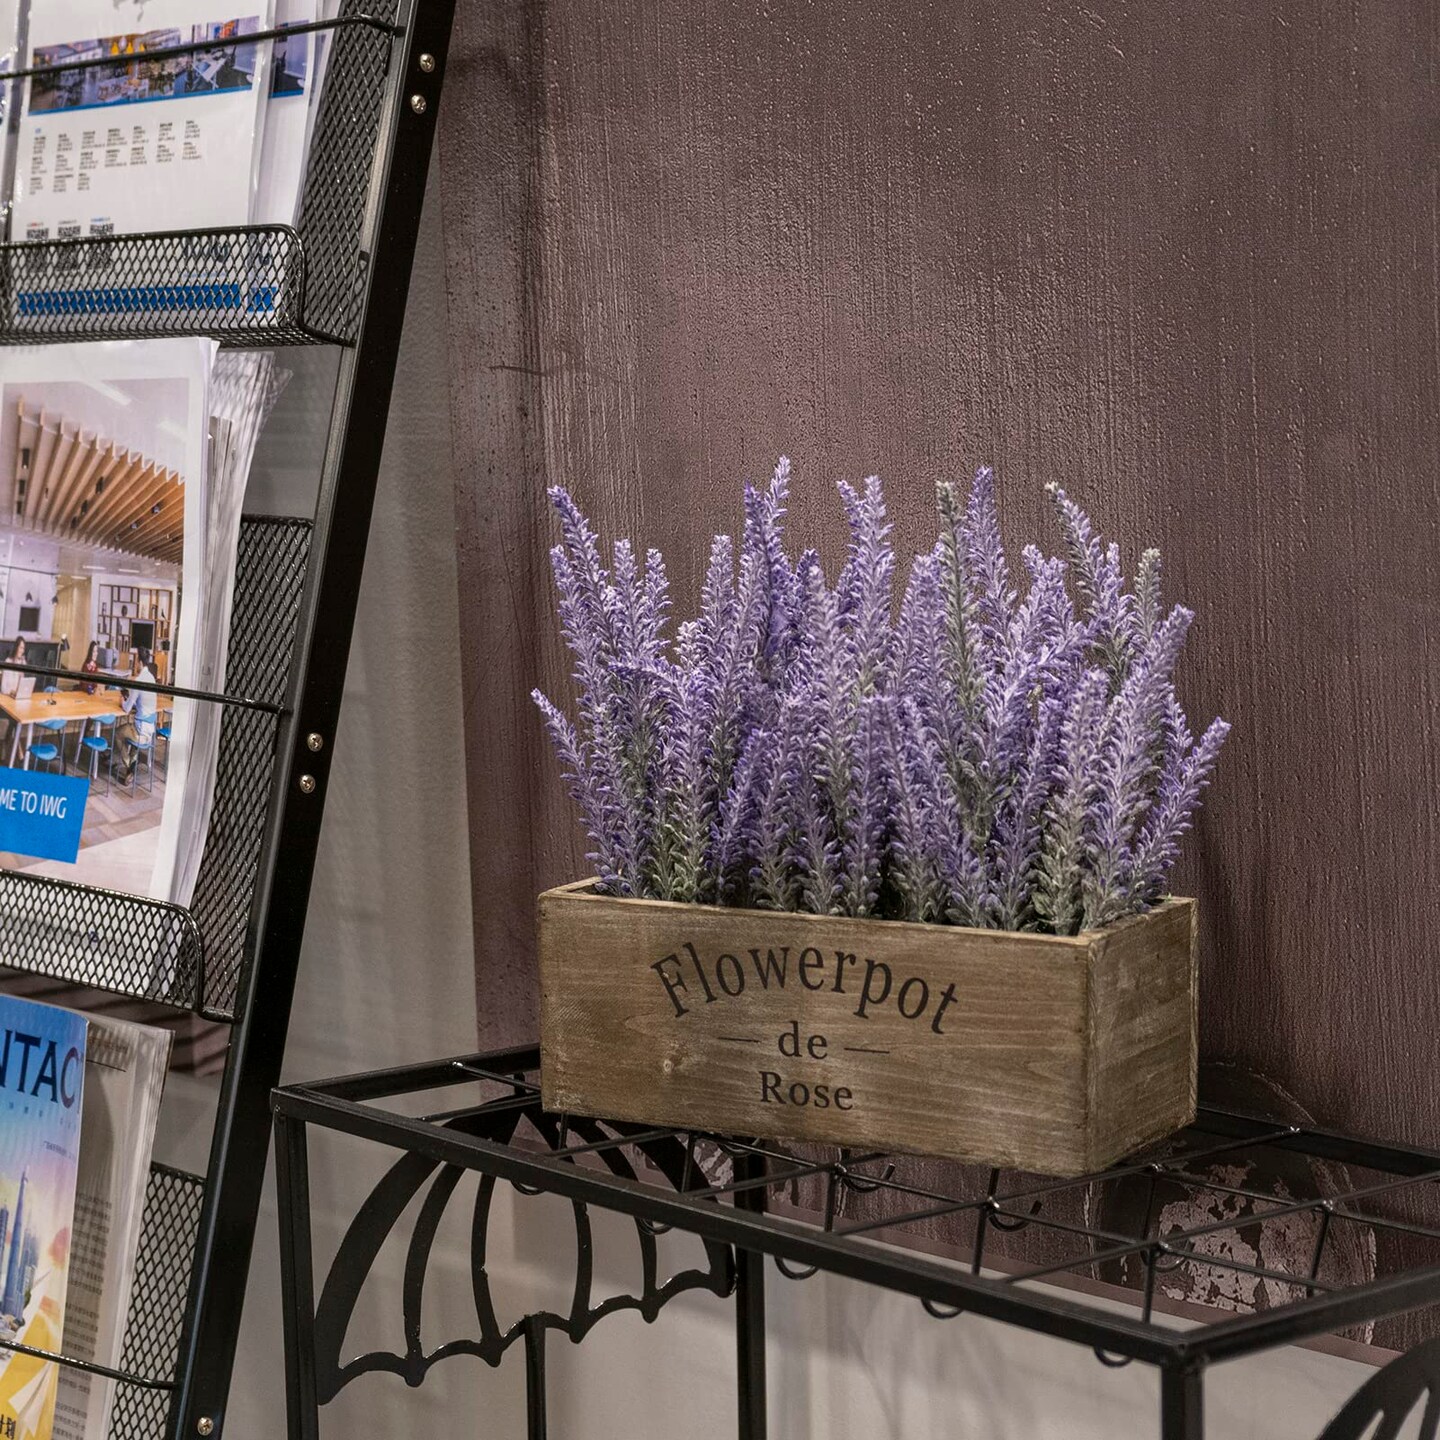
[537,883,1196,1177]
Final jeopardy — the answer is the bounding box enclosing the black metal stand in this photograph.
[272,1048,1440,1440]
[0,4,456,1436]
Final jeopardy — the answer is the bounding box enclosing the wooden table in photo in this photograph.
[0,690,124,769]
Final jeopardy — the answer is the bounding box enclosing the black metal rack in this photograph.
[0,2,456,1436]
[271,1047,1440,1440]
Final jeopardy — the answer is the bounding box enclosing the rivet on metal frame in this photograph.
[410,93,428,114]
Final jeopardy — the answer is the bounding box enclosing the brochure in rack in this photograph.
[10,0,276,321]
[51,1012,170,1440]
[0,339,214,907]
[172,348,283,905]
[253,0,315,227]
[0,993,87,1440]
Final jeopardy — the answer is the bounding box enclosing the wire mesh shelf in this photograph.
[190,514,312,1018]
[273,1047,1440,1426]
[0,515,312,1021]
[106,1165,206,1440]
[0,2,400,347]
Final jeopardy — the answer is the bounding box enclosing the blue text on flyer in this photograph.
[0,766,88,863]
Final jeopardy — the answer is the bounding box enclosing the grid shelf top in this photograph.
[273,1046,1440,1371]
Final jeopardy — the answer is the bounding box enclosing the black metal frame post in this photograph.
[523,1317,548,1440]
[735,1153,769,1440]
[276,1111,320,1440]
[174,3,458,1435]
[1161,1364,1205,1440]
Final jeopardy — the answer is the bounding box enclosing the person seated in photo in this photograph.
[80,640,101,695]
[0,636,27,749]
[113,649,159,785]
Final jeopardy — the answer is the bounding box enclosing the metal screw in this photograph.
[298,774,317,795]
[410,93,428,114]
[196,1421,215,1437]
[418,52,436,72]
[306,732,324,752]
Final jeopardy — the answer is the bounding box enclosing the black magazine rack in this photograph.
[0,3,456,1436]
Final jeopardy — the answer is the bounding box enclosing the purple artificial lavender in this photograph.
[989,697,1063,930]
[1133,548,1163,646]
[648,635,711,903]
[1048,483,1136,684]
[1033,668,1109,935]
[836,694,890,917]
[787,704,843,917]
[535,464,1228,934]
[964,465,1015,652]
[743,459,801,678]
[1125,714,1231,908]
[836,475,896,694]
[747,702,811,912]
[1082,604,1194,929]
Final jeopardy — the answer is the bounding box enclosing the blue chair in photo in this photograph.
[35,687,68,771]
[26,739,61,773]
[75,712,117,770]
[80,733,112,796]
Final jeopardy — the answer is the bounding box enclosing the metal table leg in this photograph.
[735,1152,768,1440]
[524,1318,547,1440]
[275,1113,320,1440]
[1161,1363,1204,1440]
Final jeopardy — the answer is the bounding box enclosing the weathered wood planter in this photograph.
[538,882,1197,1176]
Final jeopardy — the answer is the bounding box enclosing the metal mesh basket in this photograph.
[105,1165,206,1440]
[0,227,319,345]
[295,1,402,342]
[190,516,314,1019]
[0,6,400,347]
[0,516,312,1018]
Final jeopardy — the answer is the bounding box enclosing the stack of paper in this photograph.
[0,339,217,907]
[5,0,342,317]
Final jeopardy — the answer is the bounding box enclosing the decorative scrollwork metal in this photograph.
[1316,1336,1440,1440]
[309,1101,733,1403]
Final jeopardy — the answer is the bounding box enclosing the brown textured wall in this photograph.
[442,0,1440,1178]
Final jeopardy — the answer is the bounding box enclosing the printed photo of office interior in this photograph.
[31,20,263,113]
[0,377,186,884]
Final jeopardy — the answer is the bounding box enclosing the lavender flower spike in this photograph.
[1126,716,1231,906]
[965,465,1014,648]
[1082,604,1195,929]
[837,694,890,917]
[1047,483,1134,682]
[836,475,896,693]
[1034,668,1108,935]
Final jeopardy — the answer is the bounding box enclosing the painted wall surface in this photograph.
[1,564,54,637]
[443,0,1440,1298]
